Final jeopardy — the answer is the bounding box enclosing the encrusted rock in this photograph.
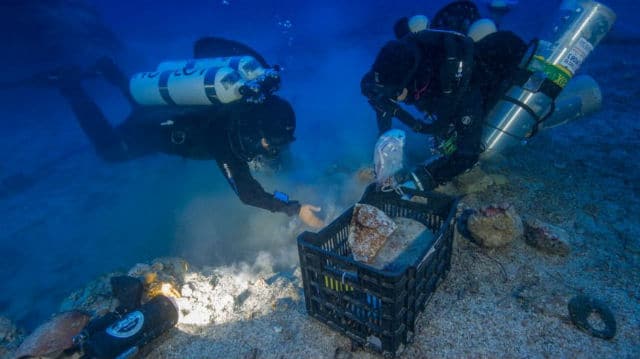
[0,316,22,358]
[151,257,189,284]
[524,218,571,256]
[348,204,397,263]
[129,258,189,301]
[467,204,523,247]
[59,274,117,316]
[0,316,20,345]
[60,258,190,319]
[128,263,152,277]
[12,311,90,359]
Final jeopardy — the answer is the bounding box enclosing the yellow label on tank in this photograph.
[528,55,573,88]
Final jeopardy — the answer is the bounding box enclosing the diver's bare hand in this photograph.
[299,204,324,228]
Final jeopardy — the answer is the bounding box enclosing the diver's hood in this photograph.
[228,96,296,162]
[370,40,422,100]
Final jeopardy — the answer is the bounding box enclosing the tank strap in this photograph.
[500,94,554,139]
[158,71,177,105]
[512,68,563,99]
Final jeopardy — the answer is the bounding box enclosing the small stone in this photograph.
[273,325,283,333]
[467,204,523,247]
[524,218,571,256]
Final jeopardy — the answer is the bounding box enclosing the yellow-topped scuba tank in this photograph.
[129,55,279,106]
[481,0,616,156]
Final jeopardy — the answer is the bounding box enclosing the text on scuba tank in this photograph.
[106,311,145,338]
[135,68,209,79]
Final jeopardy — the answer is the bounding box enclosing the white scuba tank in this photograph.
[156,56,266,80]
[129,56,277,106]
[130,66,243,105]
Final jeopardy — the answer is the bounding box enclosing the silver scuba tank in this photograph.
[481,0,615,155]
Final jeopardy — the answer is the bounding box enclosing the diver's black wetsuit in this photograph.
[59,79,302,217]
[362,29,526,188]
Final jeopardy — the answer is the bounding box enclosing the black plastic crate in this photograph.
[297,185,457,358]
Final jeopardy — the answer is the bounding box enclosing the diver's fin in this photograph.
[431,0,481,34]
[193,37,269,67]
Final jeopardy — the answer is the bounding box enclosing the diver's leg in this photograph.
[93,56,138,107]
[422,152,479,185]
[59,84,131,162]
[398,151,479,191]
[112,107,174,159]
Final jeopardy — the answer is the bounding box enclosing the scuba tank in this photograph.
[129,55,280,106]
[541,74,602,130]
[156,56,266,80]
[481,0,615,155]
[77,295,179,359]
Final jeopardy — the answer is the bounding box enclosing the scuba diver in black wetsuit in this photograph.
[45,37,324,228]
[361,0,527,190]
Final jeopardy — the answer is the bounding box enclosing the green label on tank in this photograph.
[528,55,572,88]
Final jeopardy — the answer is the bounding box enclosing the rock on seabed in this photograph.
[467,203,523,247]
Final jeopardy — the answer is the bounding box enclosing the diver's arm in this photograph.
[371,99,437,134]
[371,97,435,134]
[215,154,301,216]
[362,72,432,134]
[370,99,393,134]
